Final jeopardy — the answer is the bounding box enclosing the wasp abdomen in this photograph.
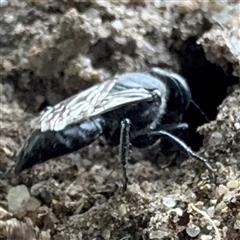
[15,117,105,173]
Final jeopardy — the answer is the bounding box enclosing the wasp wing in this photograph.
[40,78,154,132]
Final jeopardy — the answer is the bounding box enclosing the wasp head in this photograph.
[149,67,191,114]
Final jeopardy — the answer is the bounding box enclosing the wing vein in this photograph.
[40,78,155,132]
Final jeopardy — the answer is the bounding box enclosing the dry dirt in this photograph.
[0,1,240,240]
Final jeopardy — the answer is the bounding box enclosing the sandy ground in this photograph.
[0,1,239,239]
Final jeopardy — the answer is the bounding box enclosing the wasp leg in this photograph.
[153,123,188,168]
[120,118,131,191]
[132,123,188,168]
[131,123,214,172]
[131,123,188,148]
[150,130,214,172]
[154,123,188,132]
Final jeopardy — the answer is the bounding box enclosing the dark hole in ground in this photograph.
[170,37,238,151]
[141,37,238,168]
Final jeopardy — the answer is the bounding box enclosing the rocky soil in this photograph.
[0,1,239,240]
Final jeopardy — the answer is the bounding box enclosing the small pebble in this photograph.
[206,206,215,218]
[226,180,239,189]
[208,132,223,146]
[39,230,51,240]
[98,26,110,38]
[223,192,234,201]
[7,185,41,217]
[140,181,152,192]
[234,219,240,230]
[218,184,228,196]
[118,204,127,216]
[186,222,200,237]
[3,60,13,72]
[149,230,166,239]
[174,207,183,216]
[102,229,111,240]
[0,0,8,7]
[7,185,30,217]
[200,234,213,240]
[213,220,221,227]
[111,20,124,31]
[234,122,240,130]
[26,197,41,212]
[206,224,213,230]
[162,197,176,208]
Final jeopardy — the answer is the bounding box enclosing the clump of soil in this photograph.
[0,1,239,239]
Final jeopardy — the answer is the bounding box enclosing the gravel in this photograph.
[0,0,239,239]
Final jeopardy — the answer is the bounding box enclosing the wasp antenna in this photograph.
[191,100,210,122]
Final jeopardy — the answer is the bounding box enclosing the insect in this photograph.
[15,67,213,190]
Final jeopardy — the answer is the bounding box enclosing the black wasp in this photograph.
[15,67,213,190]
